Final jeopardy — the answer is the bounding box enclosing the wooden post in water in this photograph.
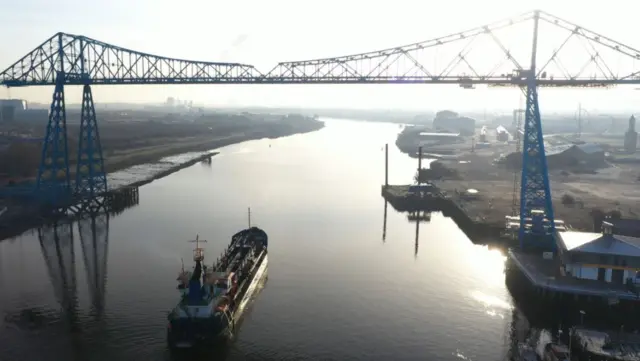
[384,143,389,188]
[417,146,423,185]
[382,200,388,243]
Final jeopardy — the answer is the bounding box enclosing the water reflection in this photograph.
[381,200,433,258]
[78,213,109,318]
[38,221,79,329]
[382,200,387,243]
[381,202,537,361]
[36,211,110,324]
[1,119,566,360]
[0,209,113,360]
[408,210,431,258]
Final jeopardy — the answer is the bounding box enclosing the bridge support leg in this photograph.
[518,81,556,252]
[37,73,71,211]
[75,84,107,213]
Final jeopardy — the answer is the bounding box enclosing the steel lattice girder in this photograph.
[3,11,640,87]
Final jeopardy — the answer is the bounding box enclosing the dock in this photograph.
[504,224,640,328]
[381,184,511,244]
[573,328,640,361]
[382,143,524,244]
[507,249,639,301]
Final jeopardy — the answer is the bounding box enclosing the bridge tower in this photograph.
[75,82,108,212]
[518,11,556,251]
[36,70,72,210]
[35,34,108,213]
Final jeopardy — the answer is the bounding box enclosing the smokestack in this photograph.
[629,115,636,132]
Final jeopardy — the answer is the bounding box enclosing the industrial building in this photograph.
[432,110,476,136]
[624,114,638,153]
[502,142,605,169]
[418,131,462,142]
[0,99,26,122]
[546,143,606,167]
[608,218,640,238]
[433,116,475,136]
[496,125,509,142]
[0,99,46,123]
[558,223,640,286]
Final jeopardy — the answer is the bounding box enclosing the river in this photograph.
[0,118,536,361]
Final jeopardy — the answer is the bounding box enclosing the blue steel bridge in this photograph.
[2,10,640,248]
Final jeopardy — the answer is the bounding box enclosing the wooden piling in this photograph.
[384,143,389,188]
[417,146,423,184]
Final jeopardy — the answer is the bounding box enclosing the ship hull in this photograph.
[167,244,268,349]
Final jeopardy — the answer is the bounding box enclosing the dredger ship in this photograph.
[166,221,268,349]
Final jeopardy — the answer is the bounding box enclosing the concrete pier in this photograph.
[381,184,510,244]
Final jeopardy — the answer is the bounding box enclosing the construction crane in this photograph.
[574,103,589,139]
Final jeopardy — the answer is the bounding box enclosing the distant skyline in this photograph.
[2,0,640,111]
[26,101,634,119]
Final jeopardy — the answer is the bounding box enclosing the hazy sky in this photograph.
[1,0,640,113]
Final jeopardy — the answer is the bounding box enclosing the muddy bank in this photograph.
[116,151,218,189]
[103,128,321,178]
[106,120,324,189]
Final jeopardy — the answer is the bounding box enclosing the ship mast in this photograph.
[188,234,207,262]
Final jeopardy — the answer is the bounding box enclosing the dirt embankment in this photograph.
[418,154,640,231]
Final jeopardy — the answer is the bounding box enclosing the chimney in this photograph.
[602,221,614,235]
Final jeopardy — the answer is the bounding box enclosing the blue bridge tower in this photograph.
[518,11,556,252]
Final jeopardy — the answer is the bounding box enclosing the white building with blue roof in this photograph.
[558,222,640,285]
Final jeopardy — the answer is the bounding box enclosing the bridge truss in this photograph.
[2,10,640,248]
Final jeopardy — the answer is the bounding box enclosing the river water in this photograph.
[0,118,535,361]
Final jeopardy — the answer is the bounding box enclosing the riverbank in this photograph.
[102,119,325,176]
[0,152,217,240]
[0,118,325,240]
[383,155,640,241]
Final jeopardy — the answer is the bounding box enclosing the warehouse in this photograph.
[502,142,605,169]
